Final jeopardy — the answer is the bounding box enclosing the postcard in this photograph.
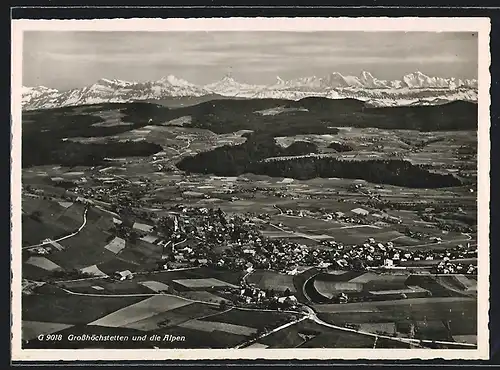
[11,16,491,361]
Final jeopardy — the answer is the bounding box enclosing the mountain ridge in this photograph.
[22,70,478,111]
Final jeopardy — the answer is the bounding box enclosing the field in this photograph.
[89,295,193,327]
[20,98,479,349]
[178,319,257,336]
[200,308,297,332]
[172,278,239,290]
[247,270,297,293]
[22,321,74,341]
[293,319,376,348]
[22,290,146,325]
[116,302,221,331]
[315,297,477,341]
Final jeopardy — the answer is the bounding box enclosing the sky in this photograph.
[22,31,478,90]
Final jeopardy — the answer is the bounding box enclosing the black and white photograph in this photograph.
[11,18,490,361]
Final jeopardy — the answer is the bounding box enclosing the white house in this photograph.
[114,270,133,281]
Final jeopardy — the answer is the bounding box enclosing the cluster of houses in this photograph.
[433,261,477,275]
[233,284,298,310]
[318,238,477,271]
[141,206,478,278]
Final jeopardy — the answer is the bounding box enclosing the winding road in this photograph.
[23,206,89,250]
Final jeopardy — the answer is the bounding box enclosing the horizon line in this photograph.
[22,69,479,90]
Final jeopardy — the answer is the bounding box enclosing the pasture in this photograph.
[90,295,192,328]
[22,292,146,325]
[178,319,257,336]
[22,321,74,341]
[258,323,306,348]
[315,297,477,339]
[201,308,296,332]
[25,257,61,271]
[295,319,376,348]
[121,302,220,331]
[139,281,170,293]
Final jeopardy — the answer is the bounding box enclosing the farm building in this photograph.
[114,270,134,281]
[277,295,298,304]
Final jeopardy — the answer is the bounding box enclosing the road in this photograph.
[235,304,474,349]
[35,276,476,349]
[152,138,193,164]
[304,306,476,349]
[54,284,303,316]
[234,316,309,349]
[23,206,89,250]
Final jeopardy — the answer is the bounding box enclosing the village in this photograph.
[23,171,477,310]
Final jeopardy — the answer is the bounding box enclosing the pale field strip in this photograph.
[124,310,194,331]
[172,278,238,289]
[358,322,397,334]
[293,232,334,240]
[453,275,477,291]
[89,295,192,328]
[80,264,109,277]
[57,201,74,209]
[90,110,134,127]
[314,281,364,293]
[140,234,158,244]
[348,273,404,284]
[132,222,154,232]
[25,256,61,271]
[244,342,269,349]
[104,237,126,254]
[22,321,74,341]
[314,296,476,313]
[129,129,151,135]
[368,286,428,295]
[453,335,478,345]
[163,115,192,126]
[179,319,258,336]
[138,281,170,293]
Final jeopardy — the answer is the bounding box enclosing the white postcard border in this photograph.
[11,16,491,361]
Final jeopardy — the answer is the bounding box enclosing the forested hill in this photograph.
[21,98,477,168]
[181,98,477,134]
[176,134,463,189]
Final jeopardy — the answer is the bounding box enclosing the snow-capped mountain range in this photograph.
[21,71,478,111]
